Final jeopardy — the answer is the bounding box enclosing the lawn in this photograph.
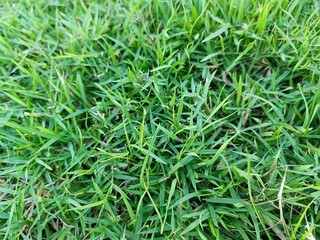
[0,0,319,239]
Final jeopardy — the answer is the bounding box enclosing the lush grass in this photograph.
[0,0,319,239]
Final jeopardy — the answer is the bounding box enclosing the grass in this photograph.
[0,0,319,239]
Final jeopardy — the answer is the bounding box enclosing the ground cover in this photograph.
[0,0,319,239]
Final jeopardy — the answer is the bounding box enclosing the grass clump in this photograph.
[0,0,319,239]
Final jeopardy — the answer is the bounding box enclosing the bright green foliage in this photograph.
[0,0,319,239]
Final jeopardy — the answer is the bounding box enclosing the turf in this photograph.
[0,0,319,239]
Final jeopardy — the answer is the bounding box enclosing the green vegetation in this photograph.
[0,0,319,239]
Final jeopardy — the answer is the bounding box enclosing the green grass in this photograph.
[0,0,319,239]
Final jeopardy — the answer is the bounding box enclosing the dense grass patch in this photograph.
[0,0,319,239]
